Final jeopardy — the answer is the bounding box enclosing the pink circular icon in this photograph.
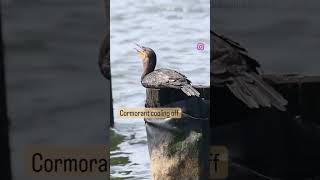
[197,42,205,50]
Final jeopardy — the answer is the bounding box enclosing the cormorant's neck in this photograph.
[141,57,156,80]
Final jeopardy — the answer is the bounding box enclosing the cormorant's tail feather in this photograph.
[181,84,200,97]
[226,73,288,111]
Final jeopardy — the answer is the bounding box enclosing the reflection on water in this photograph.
[111,0,210,179]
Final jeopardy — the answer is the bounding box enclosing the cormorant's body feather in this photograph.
[142,68,200,97]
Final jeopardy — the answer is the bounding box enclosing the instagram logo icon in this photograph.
[196,42,205,50]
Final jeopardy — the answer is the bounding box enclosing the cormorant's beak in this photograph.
[135,43,143,49]
[134,43,145,60]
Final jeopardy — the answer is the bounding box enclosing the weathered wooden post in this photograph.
[0,2,13,179]
[145,87,210,180]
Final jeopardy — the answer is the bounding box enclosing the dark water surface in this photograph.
[212,0,320,74]
[3,0,110,179]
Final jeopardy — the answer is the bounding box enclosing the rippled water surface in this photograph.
[4,0,108,180]
[111,0,210,179]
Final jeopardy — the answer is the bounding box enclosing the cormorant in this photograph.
[211,31,288,111]
[135,44,200,97]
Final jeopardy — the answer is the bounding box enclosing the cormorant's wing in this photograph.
[211,31,247,52]
[211,31,288,111]
[141,68,190,89]
[142,69,200,97]
[211,31,260,73]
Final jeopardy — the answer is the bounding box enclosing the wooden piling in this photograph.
[145,87,210,180]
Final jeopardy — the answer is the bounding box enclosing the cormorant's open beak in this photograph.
[134,43,145,60]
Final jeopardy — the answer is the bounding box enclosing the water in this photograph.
[212,0,320,74]
[110,0,210,179]
[3,1,109,180]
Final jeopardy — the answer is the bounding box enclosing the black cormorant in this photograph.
[135,44,200,97]
[211,31,288,111]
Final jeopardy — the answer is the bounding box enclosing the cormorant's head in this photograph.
[135,44,156,62]
[135,44,157,77]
